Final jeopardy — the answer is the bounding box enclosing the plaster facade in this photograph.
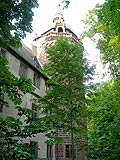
[0,46,48,159]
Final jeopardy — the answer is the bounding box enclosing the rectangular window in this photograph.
[47,144,53,159]
[30,141,38,158]
[66,145,72,158]
[19,62,27,77]
[0,93,4,112]
[45,82,50,92]
[32,103,38,118]
[33,72,40,88]
[0,48,6,57]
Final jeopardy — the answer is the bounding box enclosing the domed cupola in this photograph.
[32,4,80,65]
[53,5,65,33]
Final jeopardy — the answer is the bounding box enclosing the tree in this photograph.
[0,0,38,48]
[82,1,120,78]
[65,0,120,37]
[62,0,70,9]
[87,80,120,160]
[0,55,47,159]
[82,2,120,159]
[97,0,120,39]
[38,37,94,159]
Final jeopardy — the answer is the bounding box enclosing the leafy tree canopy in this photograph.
[0,56,47,159]
[0,0,38,48]
[87,79,120,160]
[97,0,120,38]
[82,0,120,78]
[38,37,94,152]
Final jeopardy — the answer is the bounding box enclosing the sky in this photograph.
[23,0,105,45]
[23,0,106,82]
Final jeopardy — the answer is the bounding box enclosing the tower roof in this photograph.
[33,4,79,43]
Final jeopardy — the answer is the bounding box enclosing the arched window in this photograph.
[58,27,63,32]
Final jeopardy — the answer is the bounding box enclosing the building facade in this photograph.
[32,13,80,66]
[0,12,87,160]
[0,45,49,159]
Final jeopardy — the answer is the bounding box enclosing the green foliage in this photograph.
[0,0,39,48]
[0,116,35,159]
[97,0,120,38]
[83,2,120,158]
[83,1,120,78]
[0,56,34,105]
[0,56,45,159]
[38,37,93,149]
[87,80,120,160]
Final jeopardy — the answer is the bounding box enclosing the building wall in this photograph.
[0,48,48,159]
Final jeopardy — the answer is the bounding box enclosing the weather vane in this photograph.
[57,4,61,14]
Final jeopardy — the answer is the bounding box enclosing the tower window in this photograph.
[47,144,53,158]
[53,28,56,31]
[58,27,63,32]
[65,145,72,158]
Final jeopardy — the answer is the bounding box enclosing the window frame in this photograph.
[32,103,38,118]
[0,48,6,57]
[19,62,27,78]
[0,93,4,112]
[30,141,38,158]
[58,27,63,33]
[65,144,72,158]
[33,72,40,88]
[47,144,53,159]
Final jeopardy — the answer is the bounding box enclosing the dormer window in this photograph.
[58,27,63,32]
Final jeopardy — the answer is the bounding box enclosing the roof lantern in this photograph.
[53,4,65,27]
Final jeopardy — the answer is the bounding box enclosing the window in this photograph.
[32,103,38,118]
[47,144,53,159]
[53,28,56,31]
[19,62,27,77]
[0,48,6,57]
[0,93,4,112]
[33,72,40,88]
[58,27,63,32]
[45,82,50,92]
[65,145,72,158]
[30,141,38,158]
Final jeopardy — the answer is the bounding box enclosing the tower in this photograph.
[32,8,87,160]
[32,9,80,66]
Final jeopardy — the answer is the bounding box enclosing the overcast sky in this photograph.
[23,0,106,82]
[23,0,105,46]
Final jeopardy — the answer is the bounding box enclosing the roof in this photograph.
[8,43,49,80]
[33,25,79,42]
[33,12,79,42]
[65,24,78,38]
[33,28,55,41]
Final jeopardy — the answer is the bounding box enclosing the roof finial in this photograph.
[57,4,61,14]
